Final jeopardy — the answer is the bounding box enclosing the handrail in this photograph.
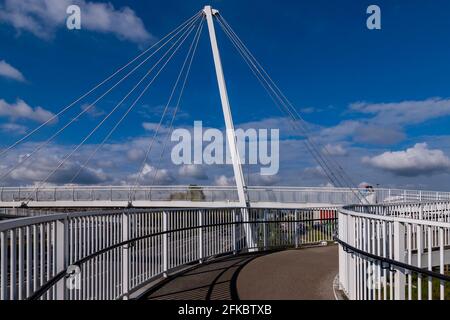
[334,237,450,282]
[0,206,338,300]
[338,202,450,300]
[0,206,338,231]
[28,216,337,300]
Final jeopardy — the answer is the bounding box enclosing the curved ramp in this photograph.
[142,246,338,300]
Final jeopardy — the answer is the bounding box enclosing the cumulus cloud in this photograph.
[0,0,153,45]
[81,104,105,118]
[0,60,25,82]
[302,165,327,179]
[126,148,145,162]
[321,97,450,146]
[178,165,208,180]
[249,174,280,186]
[142,122,171,134]
[5,152,109,185]
[0,98,55,123]
[322,143,347,156]
[321,120,405,145]
[362,143,450,177]
[0,123,27,135]
[350,98,450,127]
[214,175,235,186]
[128,163,174,185]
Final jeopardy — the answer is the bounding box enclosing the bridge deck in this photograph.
[142,245,338,300]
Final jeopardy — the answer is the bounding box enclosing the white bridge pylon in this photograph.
[203,5,255,248]
[203,5,248,207]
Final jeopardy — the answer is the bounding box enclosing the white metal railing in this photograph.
[338,202,450,300]
[1,185,450,206]
[0,206,337,300]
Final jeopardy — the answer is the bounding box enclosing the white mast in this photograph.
[203,5,248,207]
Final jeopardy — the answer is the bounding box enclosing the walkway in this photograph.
[142,245,338,300]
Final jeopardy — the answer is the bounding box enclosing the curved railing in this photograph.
[337,201,450,300]
[1,186,450,207]
[0,206,337,300]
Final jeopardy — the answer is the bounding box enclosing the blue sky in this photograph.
[1,0,450,190]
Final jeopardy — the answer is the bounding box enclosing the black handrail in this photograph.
[334,237,450,282]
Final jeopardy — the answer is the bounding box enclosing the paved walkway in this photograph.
[142,245,338,300]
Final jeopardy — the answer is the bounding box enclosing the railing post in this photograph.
[232,209,237,254]
[121,212,129,299]
[198,210,203,263]
[348,215,357,300]
[294,209,299,248]
[263,209,268,250]
[163,210,168,277]
[0,231,7,300]
[55,218,68,300]
[393,221,406,300]
[338,211,347,294]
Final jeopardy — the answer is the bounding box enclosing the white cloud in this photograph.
[128,163,174,185]
[214,175,235,186]
[6,152,109,185]
[322,143,347,156]
[126,148,144,162]
[249,173,280,186]
[0,98,55,123]
[362,143,450,177]
[302,165,327,179]
[0,60,25,82]
[0,0,153,45]
[142,122,171,134]
[350,98,450,127]
[321,97,450,146]
[0,123,27,135]
[178,165,208,180]
[321,120,405,145]
[81,104,105,117]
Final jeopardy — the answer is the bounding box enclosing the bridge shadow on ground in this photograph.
[141,245,338,300]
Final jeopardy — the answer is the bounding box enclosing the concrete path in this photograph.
[142,245,338,300]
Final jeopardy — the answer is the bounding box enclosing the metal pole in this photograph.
[121,212,129,299]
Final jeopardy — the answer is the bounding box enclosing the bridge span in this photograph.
[0,199,449,301]
[1,186,450,210]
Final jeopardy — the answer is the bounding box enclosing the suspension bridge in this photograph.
[0,6,449,301]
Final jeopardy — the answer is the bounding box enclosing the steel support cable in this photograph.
[216,17,345,190]
[216,16,344,187]
[224,28,367,204]
[150,19,204,186]
[0,11,202,161]
[220,18,368,205]
[69,19,204,184]
[0,15,201,186]
[218,16,367,202]
[217,20,341,189]
[29,19,201,199]
[130,18,204,200]
[217,16,368,204]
